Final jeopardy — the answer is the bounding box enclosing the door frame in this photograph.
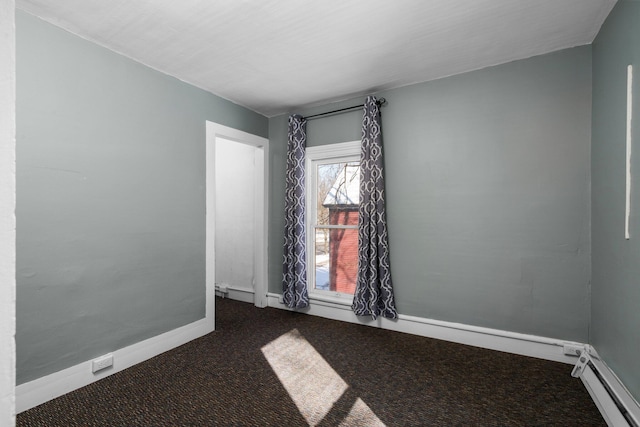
[206,121,269,314]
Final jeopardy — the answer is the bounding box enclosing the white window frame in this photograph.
[305,140,361,304]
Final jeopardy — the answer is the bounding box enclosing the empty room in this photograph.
[1,0,639,425]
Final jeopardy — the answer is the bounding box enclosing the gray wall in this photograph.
[16,11,267,384]
[591,0,640,403]
[270,46,592,342]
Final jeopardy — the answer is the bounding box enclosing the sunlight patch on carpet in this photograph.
[340,398,385,427]
[261,329,385,427]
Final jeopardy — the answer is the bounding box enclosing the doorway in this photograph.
[206,122,269,323]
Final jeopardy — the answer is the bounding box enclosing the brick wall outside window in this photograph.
[328,208,358,294]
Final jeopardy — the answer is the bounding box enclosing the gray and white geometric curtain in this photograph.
[351,96,398,319]
[282,114,309,309]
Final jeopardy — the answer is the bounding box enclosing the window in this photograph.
[306,141,360,300]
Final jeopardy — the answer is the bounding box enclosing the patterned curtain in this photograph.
[282,114,309,309]
[352,96,398,319]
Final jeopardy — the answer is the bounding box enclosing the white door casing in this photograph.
[206,121,269,310]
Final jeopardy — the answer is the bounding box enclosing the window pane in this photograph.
[314,227,358,295]
[314,228,330,290]
[317,162,360,225]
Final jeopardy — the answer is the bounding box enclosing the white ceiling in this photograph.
[16,0,616,117]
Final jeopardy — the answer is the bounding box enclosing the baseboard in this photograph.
[266,293,582,364]
[16,317,214,413]
[215,285,254,304]
[578,347,640,426]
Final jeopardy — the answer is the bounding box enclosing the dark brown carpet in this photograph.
[18,297,605,426]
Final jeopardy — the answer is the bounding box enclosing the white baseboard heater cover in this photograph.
[572,350,640,427]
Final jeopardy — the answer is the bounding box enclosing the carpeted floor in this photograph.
[18,297,605,426]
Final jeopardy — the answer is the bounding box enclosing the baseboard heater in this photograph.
[572,349,640,427]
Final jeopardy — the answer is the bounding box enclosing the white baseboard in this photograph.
[580,347,640,426]
[16,317,214,413]
[266,293,582,364]
[215,286,254,304]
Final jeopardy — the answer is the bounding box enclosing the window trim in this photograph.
[305,141,361,303]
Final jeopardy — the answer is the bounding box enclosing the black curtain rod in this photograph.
[303,98,386,120]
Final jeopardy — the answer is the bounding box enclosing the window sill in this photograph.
[308,292,354,308]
